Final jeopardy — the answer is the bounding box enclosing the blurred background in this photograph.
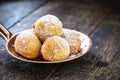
[0,0,120,29]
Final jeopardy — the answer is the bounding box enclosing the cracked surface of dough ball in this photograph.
[41,36,70,61]
[33,14,62,42]
[14,29,41,59]
[62,29,81,54]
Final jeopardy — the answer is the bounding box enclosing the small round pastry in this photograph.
[14,29,41,59]
[62,29,81,54]
[33,14,62,42]
[41,36,70,61]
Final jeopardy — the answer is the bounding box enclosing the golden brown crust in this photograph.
[14,29,41,59]
[41,36,70,61]
[34,14,63,42]
[62,29,81,54]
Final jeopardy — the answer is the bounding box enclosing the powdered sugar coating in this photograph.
[41,36,70,61]
[63,29,91,56]
[14,29,41,59]
[34,14,63,41]
[38,14,62,27]
[17,29,36,40]
[62,29,80,54]
[53,36,69,52]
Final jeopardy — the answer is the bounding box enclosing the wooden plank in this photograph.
[0,0,111,80]
[88,11,120,80]
[97,53,120,80]
[0,0,47,29]
[51,10,120,80]
[9,0,110,35]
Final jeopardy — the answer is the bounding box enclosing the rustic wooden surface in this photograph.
[0,0,47,29]
[0,0,120,80]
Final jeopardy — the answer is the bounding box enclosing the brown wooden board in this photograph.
[51,9,120,80]
[0,0,112,80]
[9,0,111,35]
[88,11,120,80]
[0,0,47,29]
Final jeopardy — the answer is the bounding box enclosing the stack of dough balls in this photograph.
[14,14,81,61]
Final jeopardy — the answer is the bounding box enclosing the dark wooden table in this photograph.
[0,0,120,80]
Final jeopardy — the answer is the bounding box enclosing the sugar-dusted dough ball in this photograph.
[33,14,62,42]
[14,29,41,59]
[62,29,81,54]
[41,36,70,61]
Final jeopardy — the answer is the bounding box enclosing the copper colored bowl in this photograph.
[0,24,92,63]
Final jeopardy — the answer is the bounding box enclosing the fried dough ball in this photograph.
[14,29,41,59]
[62,29,81,54]
[41,36,70,61]
[33,14,62,42]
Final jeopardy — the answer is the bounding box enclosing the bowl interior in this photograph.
[6,29,92,63]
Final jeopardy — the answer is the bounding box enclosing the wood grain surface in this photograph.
[0,0,120,80]
[0,0,47,29]
[51,8,120,80]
